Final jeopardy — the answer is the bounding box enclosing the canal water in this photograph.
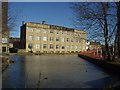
[2,55,120,88]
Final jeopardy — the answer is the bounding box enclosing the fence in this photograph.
[79,50,104,60]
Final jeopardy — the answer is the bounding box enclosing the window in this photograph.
[43,29,47,33]
[50,44,53,49]
[28,27,33,32]
[28,35,33,40]
[28,43,33,49]
[43,44,47,49]
[2,47,6,52]
[79,40,81,43]
[62,38,65,42]
[83,40,85,42]
[71,33,74,36]
[83,46,85,50]
[36,44,40,49]
[56,45,59,49]
[67,46,69,49]
[76,46,78,49]
[67,38,69,42]
[50,30,54,34]
[79,46,81,49]
[43,36,47,41]
[71,45,74,49]
[50,37,53,42]
[56,37,59,41]
[75,34,78,36]
[62,46,65,49]
[71,38,74,42]
[79,34,81,37]
[67,32,70,35]
[76,39,78,42]
[36,36,40,40]
[2,38,7,43]
[56,32,59,34]
[36,29,40,33]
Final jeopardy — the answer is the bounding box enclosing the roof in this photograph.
[9,37,20,43]
[23,22,86,33]
[90,41,101,45]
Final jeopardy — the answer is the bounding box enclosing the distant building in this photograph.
[87,41,101,50]
[20,21,87,53]
[9,37,20,49]
[86,40,90,50]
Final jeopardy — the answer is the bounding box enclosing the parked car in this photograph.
[9,48,18,53]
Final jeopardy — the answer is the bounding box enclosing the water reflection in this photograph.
[2,55,120,88]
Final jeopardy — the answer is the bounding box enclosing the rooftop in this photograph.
[22,21,86,33]
[90,41,101,45]
[9,37,20,43]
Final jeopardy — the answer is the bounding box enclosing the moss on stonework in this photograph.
[1,56,14,72]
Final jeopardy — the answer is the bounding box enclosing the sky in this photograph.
[8,2,75,38]
[8,0,119,2]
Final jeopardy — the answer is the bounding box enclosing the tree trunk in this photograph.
[2,2,9,53]
[117,2,120,59]
[101,3,111,60]
[104,22,111,60]
[115,2,120,60]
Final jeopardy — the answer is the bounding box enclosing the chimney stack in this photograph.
[42,21,46,24]
[22,16,25,25]
[22,21,24,25]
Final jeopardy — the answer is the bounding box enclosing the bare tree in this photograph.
[0,2,2,53]
[2,2,21,52]
[8,2,21,32]
[2,2,9,52]
[2,2,8,37]
[2,2,21,35]
[0,2,2,34]
[71,2,117,61]
[115,1,120,60]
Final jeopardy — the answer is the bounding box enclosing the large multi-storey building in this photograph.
[20,21,86,53]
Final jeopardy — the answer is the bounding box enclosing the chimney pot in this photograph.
[42,21,46,24]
